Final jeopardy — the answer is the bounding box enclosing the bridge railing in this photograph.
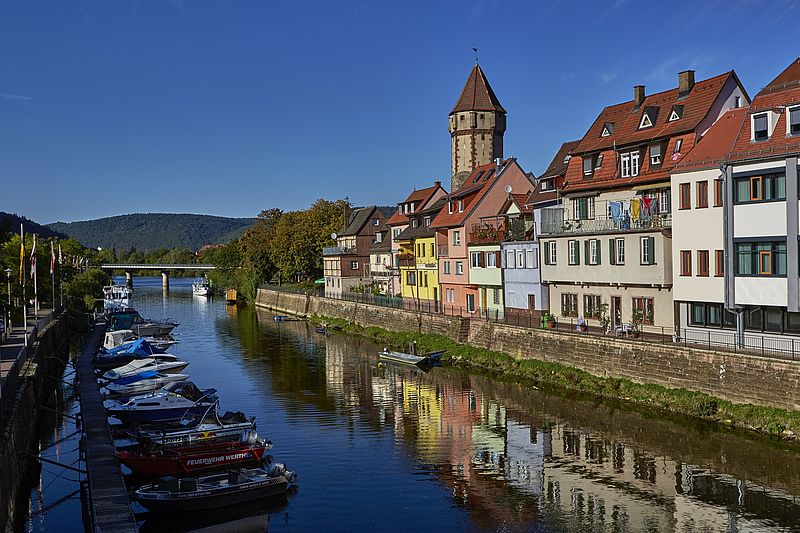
[99,263,216,270]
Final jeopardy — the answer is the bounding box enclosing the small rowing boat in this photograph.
[378,348,445,366]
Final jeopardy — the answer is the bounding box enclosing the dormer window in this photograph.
[639,112,653,129]
[563,154,571,164]
[403,204,409,214]
[375,232,382,243]
[673,138,683,154]
[411,218,418,228]
[457,200,463,212]
[583,157,593,176]
[410,202,415,213]
[540,180,549,191]
[753,113,769,141]
[448,201,453,214]
[669,105,684,121]
[424,216,431,227]
[595,154,603,169]
[601,122,614,137]
[789,106,800,136]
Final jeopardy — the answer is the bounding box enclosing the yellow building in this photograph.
[395,199,447,305]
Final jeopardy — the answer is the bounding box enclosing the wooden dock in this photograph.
[77,320,138,532]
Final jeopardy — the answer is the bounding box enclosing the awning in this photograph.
[314,278,325,285]
[564,191,600,199]
[635,181,671,192]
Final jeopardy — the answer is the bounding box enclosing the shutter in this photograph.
[584,240,590,264]
[648,236,655,265]
[575,241,581,265]
[609,239,616,265]
[496,251,502,267]
[544,243,549,265]
[596,239,602,265]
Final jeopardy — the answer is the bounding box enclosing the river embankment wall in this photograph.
[0,314,72,533]
[255,288,800,412]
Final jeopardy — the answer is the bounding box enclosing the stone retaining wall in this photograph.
[255,288,800,411]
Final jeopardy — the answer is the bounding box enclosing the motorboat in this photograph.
[101,356,189,380]
[94,338,175,370]
[95,351,183,372]
[192,278,211,297]
[106,381,218,424]
[105,371,189,396]
[107,309,179,337]
[378,348,445,366]
[116,436,271,477]
[104,330,178,351]
[103,284,132,310]
[132,457,296,512]
[122,411,258,449]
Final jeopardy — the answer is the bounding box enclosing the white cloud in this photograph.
[0,92,32,101]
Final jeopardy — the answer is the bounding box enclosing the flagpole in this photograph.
[32,234,38,317]
[50,240,56,311]
[20,224,26,331]
[58,243,63,306]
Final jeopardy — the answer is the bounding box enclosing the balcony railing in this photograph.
[370,265,392,278]
[438,245,449,257]
[540,207,671,236]
[323,246,356,256]
[469,223,505,244]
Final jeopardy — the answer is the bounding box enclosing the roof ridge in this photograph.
[598,71,733,111]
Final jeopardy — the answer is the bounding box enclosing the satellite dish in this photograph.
[504,184,513,194]
[330,232,338,240]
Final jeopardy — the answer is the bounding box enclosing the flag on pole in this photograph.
[30,235,37,280]
[58,243,62,265]
[19,230,25,283]
[50,240,55,275]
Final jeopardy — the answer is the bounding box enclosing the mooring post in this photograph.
[161,271,169,290]
[125,271,133,287]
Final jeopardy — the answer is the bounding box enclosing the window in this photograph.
[713,180,723,207]
[572,197,595,220]
[411,218,418,228]
[406,271,416,286]
[735,242,786,276]
[375,232,382,243]
[753,113,769,141]
[640,236,655,265]
[673,138,683,154]
[526,250,536,269]
[455,261,463,275]
[659,188,671,213]
[669,105,683,121]
[589,239,600,265]
[715,250,724,277]
[453,231,461,245]
[631,151,640,176]
[690,302,736,328]
[568,240,580,265]
[639,112,653,129]
[583,294,602,319]
[583,157,593,176]
[632,297,654,325]
[547,241,557,265]
[680,250,692,276]
[615,238,625,265]
[679,183,691,209]
[372,218,379,226]
[487,251,497,268]
[424,216,431,227]
[696,181,708,208]
[466,294,475,312]
[506,249,516,268]
[650,143,662,166]
[621,153,630,177]
[790,106,800,135]
[561,293,578,318]
[516,250,526,268]
[457,200,463,212]
[733,173,786,203]
[697,250,709,276]
[448,202,453,214]
[595,154,604,168]
[470,251,483,268]
[430,243,435,256]
[350,261,359,270]
[601,122,613,137]
[393,228,402,238]
[443,261,451,275]
[493,289,501,305]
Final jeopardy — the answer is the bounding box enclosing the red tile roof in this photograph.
[451,65,506,114]
[386,182,446,226]
[727,58,800,163]
[574,71,736,154]
[540,140,580,178]
[431,159,511,228]
[673,108,747,172]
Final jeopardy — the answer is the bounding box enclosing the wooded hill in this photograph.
[0,212,66,240]
[47,213,257,252]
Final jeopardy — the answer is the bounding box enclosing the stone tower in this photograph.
[449,64,506,191]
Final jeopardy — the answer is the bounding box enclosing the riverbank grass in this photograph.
[311,314,800,440]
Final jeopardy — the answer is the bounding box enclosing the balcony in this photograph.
[323,246,356,256]
[438,245,449,257]
[370,265,392,278]
[540,206,671,236]
[469,223,505,244]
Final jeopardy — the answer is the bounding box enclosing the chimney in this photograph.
[679,70,695,94]
[634,85,646,108]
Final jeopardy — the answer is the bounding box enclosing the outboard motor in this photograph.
[263,455,298,484]
[239,429,271,448]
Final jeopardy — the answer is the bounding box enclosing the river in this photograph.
[20,277,800,532]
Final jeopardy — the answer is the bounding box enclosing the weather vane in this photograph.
[473,47,478,65]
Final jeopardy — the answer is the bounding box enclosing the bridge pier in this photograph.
[125,271,133,287]
[161,271,169,290]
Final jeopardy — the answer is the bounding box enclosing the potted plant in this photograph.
[545,312,557,329]
[630,309,643,339]
[598,303,610,335]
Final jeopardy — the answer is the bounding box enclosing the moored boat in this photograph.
[106,381,217,424]
[107,308,179,337]
[133,458,296,512]
[105,372,189,396]
[378,348,445,366]
[192,278,211,297]
[121,411,257,449]
[116,438,271,477]
[101,356,189,380]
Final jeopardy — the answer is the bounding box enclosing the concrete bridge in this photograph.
[100,263,215,288]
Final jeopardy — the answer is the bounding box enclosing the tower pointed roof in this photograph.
[451,64,506,114]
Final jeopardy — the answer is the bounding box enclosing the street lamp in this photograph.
[4,268,11,333]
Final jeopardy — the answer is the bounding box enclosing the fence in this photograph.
[262,285,800,361]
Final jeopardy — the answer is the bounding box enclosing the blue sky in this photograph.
[2,0,798,223]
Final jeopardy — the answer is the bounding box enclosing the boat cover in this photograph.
[114,370,159,385]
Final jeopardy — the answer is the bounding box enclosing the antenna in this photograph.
[504,184,512,194]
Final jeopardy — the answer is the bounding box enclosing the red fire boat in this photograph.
[116,440,270,477]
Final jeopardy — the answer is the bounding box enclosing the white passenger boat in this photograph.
[103,284,132,310]
[192,278,211,297]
